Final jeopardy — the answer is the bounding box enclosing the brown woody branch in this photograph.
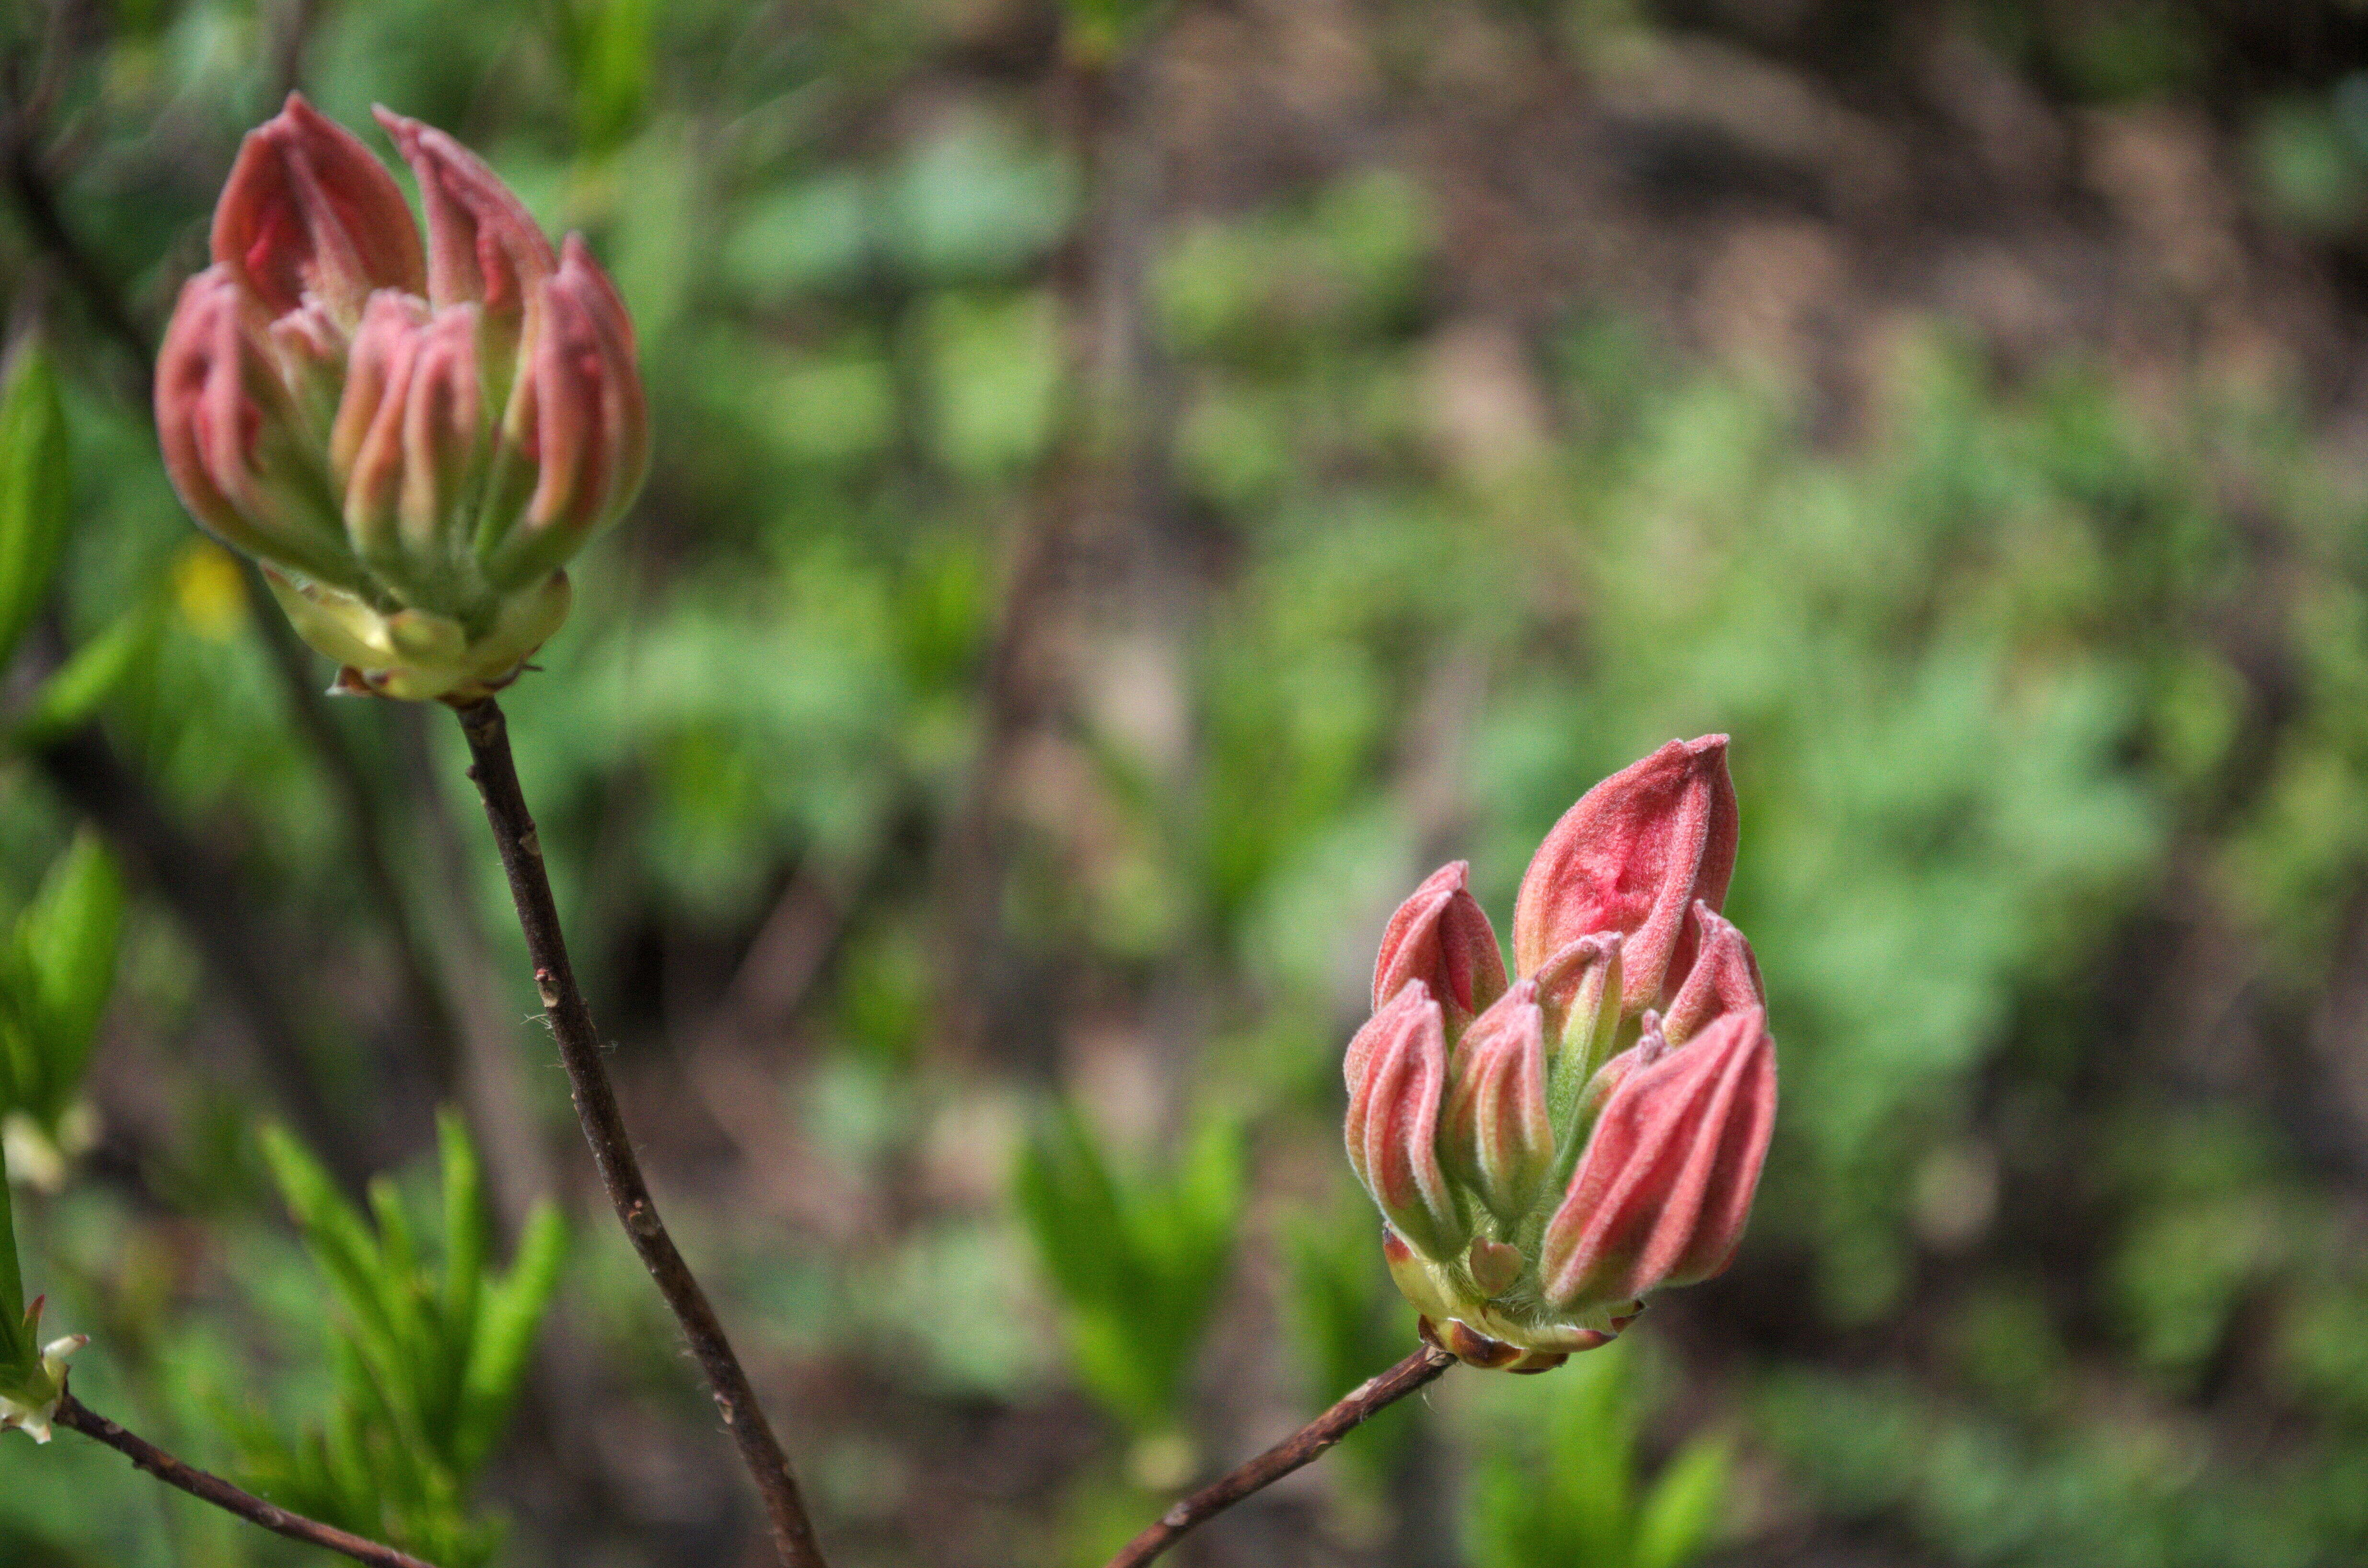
[451,696,829,1568]
[1103,1344,1458,1568]
[56,1391,438,1568]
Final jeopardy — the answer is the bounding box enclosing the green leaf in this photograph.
[0,1137,25,1359]
[1632,1437,1728,1568]
[1013,1101,1243,1430]
[0,345,71,676]
[261,1125,406,1371]
[8,601,163,749]
[438,1108,487,1347]
[17,830,122,1107]
[455,1202,565,1473]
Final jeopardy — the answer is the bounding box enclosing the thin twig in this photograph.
[55,1391,438,1568]
[451,696,829,1568]
[1103,1344,1457,1568]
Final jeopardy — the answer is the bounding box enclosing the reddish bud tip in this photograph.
[1343,980,1465,1260]
[1373,860,1509,1023]
[212,92,424,323]
[1537,1005,1776,1314]
[1511,735,1739,1015]
[1439,980,1554,1223]
[372,105,556,320]
[1662,901,1765,1046]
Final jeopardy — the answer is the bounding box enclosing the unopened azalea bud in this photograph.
[1439,981,1553,1224]
[1342,739,1774,1370]
[211,94,424,326]
[1511,736,1738,1015]
[1343,981,1465,1260]
[154,270,360,591]
[1372,860,1508,1030]
[155,94,647,702]
[1662,901,1764,1046]
[1537,1006,1776,1316]
[1530,932,1622,1124]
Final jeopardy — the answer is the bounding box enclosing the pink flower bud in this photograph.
[1661,901,1764,1047]
[1439,981,1553,1223]
[332,295,486,597]
[1537,1005,1776,1315]
[157,98,647,702]
[1529,932,1623,1118]
[212,94,424,326]
[1372,860,1509,1026]
[371,107,556,326]
[155,268,362,592]
[478,236,651,591]
[1511,735,1739,1016]
[1343,981,1465,1261]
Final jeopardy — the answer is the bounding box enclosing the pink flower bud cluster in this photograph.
[1343,736,1776,1372]
[156,95,648,700]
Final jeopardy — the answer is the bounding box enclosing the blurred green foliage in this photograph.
[1463,1343,1725,1568]
[1014,1102,1242,1433]
[4,0,2368,1564]
[0,833,122,1182]
[228,1115,565,1566]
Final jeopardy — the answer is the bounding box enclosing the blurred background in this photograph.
[7,0,2368,1564]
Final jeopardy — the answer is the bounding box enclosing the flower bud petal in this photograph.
[371,106,556,323]
[1373,860,1509,1026]
[155,268,364,591]
[1344,980,1465,1260]
[1537,1006,1776,1314]
[1662,901,1764,1047]
[212,93,424,324]
[1530,932,1622,1134]
[479,236,650,589]
[1439,980,1553,1223]
[337,300,487,603]
[1512,735,1739,1015]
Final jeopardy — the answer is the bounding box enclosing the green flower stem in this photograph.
[451,697,829,1568]
[54,1392,437,1568]
[1103,1343,1457,1568]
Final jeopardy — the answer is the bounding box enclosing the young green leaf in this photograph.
[8,600,164,750]
[1633,1436,1728,1568]
[0,344,71,676]
[19,831,122,1106]
[455,1203,565,1474]
[0,1137,25,1358]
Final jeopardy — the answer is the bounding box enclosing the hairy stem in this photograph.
[450,697,829,1568]
[55,1393,438,1568]
[1104,1344,1457,1568]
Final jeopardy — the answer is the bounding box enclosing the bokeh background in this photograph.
[9,0,2368,1564]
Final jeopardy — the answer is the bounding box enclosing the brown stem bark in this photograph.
[55,1392,438,1568]
[450,696,828,1568]
[1103,1345,1457,1568]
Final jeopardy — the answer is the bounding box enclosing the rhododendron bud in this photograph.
[1529,931,1623,1124]
[1344,982,1465,1261]
[1662,901,1764,1046]
[211,94,424,326]
[1372,860,1508,1030]
[155,94,647,702]
[1511,736,1738,1015]
[1341,739,1774,1371]
[1439,981,1553,1224]
[372,108,555,328]
[1537,1006,1776,1316]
